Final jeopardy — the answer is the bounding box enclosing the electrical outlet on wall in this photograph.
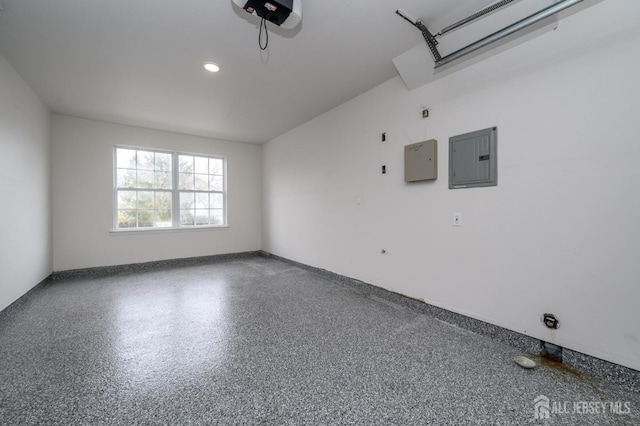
[453,212,462,226]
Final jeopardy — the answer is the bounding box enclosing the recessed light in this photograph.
[203,62,220,73]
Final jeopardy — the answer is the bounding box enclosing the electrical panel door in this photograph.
[404,139,437,182]
[449,127,497,189]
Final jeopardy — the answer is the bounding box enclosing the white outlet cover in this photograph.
[453,212,462,226]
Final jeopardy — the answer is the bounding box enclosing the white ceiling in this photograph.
[0,0,532,143]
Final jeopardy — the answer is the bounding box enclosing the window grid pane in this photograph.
[176,153,224,228]
[116,189,173,228]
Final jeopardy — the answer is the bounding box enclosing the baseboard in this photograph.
[258,251,640,392]
[50,251,261,280]
[0,275,51,320]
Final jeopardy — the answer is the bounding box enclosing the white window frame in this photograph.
[113,145,227,231]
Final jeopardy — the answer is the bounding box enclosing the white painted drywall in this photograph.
[52,116,262,271]
[0,54,52,312]
[263,0,640,371]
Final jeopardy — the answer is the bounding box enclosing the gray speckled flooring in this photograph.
[1,257,638,425]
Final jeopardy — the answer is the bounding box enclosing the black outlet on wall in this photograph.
[542,313,559,329]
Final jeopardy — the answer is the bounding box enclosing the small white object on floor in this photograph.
[514,356,536,369]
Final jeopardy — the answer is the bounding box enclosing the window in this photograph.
[114,147,226,230]
[177,153,225,226]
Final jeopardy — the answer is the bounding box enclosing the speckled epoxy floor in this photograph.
[0,257,638,425]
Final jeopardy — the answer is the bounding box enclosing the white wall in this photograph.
[263,0,640,371]
[52,115,262,271]
[0,54,52,312]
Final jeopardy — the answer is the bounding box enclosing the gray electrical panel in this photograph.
[404,139,437,182]
[449,127,497,189]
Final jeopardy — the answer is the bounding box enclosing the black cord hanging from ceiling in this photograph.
[259,17,269,50]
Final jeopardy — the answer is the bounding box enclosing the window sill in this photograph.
[110,225,230,235]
